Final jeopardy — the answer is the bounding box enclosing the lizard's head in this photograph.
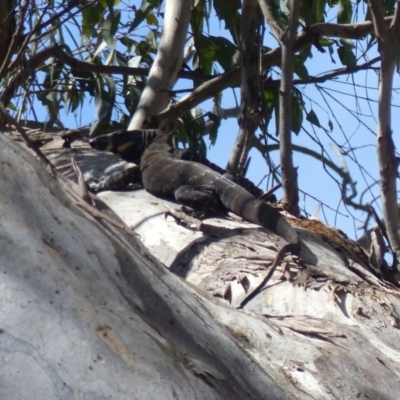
[89,129,167,163]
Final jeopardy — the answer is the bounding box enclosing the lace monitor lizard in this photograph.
[91,129,300,280]
[89,129,267,198]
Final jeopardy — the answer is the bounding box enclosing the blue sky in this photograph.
[220,72,384,237]
[198,6,392,240]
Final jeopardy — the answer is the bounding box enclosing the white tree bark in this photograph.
[3,136,400,399]
[0,136,291,399]
[128,0,191,130]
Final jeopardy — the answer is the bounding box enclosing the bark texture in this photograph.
[4,136,400,399]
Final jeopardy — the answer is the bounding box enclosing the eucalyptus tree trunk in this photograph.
[3,133,400,399]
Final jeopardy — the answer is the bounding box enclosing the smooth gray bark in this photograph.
[3,136,400,399]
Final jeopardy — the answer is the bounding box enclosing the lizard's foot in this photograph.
[89,179,106,193]
[174,185,220,217]
[180,206,217,220]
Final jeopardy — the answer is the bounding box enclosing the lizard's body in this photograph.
[90,129,300,303]
[89,129,265,198]
[140,131,300,272]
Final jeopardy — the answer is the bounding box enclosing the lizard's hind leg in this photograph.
[174,185,220,218]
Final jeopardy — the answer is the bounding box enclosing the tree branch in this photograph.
[258,0,283,38]
[0,0,29,80]
[127,0,191,130]
[368,0,400,271]
[1,44,61,107]
[258,0,300,213]
[226,0,262,176]
[0,43,208,110]
[368,0,388,41]
[253,139,366,214]
[155,16,388,128]
[277,0,300,213]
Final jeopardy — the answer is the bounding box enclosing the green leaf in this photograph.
[269,0,288,30]
[104,49,117,65]
[111,9,121,35]
[128,55,142,68]
[95,75,116,121]
[67,82,80,113]
[100,0,121,14]
[129,0,161,32]
[95,93,110,122]
[263,87,278,123]
[306,109,321,127]
[328,44,336,64]
[124,85,143,113]
[82,3,105,38]
[177,109,208,156]
[294,56,309,79]
[37,90,62,127]
[120,37,138,50]
[71,68,95,96]
[265,86,279,135]
[298,46,312,63]
[337,44,356,67]
[337,0,351,24]
[383,0,396,15]
[209,35,237,71]
[193,34,237,73]
[100,19,114,48]
[99,10,121,48]
[146,12,158,26]
[146,29,158,49]
[318,37,335,47]
[195,35,214,74]
[340,38,354,48]
[191,0,205,35]
[207,113,221,145]
[212,0,241,44]
[291,89,304,135]
[316,0,326,22]
[300,0,327,25]
[104,75,116,104]
[134,40,153,57]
